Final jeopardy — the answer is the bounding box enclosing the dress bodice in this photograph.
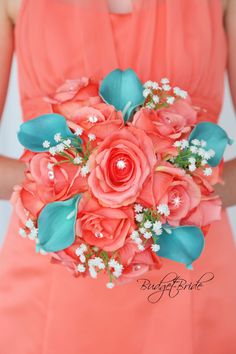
[14,0,227,122]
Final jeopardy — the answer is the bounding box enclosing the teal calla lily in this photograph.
[189,122,233,167]
[37,194,81,253]
[153,225,205,269]
[99,68,145,122]
[17,113,79,152]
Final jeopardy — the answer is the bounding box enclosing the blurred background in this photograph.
[0,58,236,245]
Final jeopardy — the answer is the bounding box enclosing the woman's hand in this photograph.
[0,0,25,200]
[217,0,236,208]
[0,156,25,199]
[214,159,236,208]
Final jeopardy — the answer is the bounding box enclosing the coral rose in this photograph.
[66,103,124,147]
[76,193,135,252]
[192,162,224,193]
[138,164,201,226]
[52,239,91,277]
[116,239,162,284]
[132,98,197,153]
[51,250,78,275]
[11,184,44,223]
[28,152,88,204]
[45,77,102,120]
[88,126,157,207]
[182,196,222,228]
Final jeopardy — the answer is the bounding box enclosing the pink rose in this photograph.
[132,98,197,153]
[88,126,157,207]
[138,164,201,226]
[27,152,88,204]
[76,193,135,251]
[45,77,102,120]
[66,103,124,148]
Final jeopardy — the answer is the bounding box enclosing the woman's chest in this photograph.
[9,0,228,25]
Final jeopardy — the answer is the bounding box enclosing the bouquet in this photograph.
[12,69,233,288]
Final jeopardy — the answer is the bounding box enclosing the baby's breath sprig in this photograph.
[18,218,47,255]
[131,203,169,254]
[83,139,93,162]
[170,138,215,176]
[43,131,95,179]
[74,241,123,289]
[43,133,81,160]
[142,78,188,110]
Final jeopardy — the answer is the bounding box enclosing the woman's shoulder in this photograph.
[3,0,230,26]
[222,0,228,12]
[5,0,23,25]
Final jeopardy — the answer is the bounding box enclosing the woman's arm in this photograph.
[0,0,25,200]
[213,0,236,208]
[225,0,236,108]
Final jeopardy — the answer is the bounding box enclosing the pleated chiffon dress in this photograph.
[0,1,236,353]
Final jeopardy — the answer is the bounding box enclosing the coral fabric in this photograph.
[0,0,236,353]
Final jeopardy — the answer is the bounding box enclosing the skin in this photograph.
[107,0,133,13]
[0,0,25,199]
[215,0,236,208]
[0,0,235,207]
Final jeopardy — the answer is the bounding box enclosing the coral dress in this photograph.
[0,0,236,353]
